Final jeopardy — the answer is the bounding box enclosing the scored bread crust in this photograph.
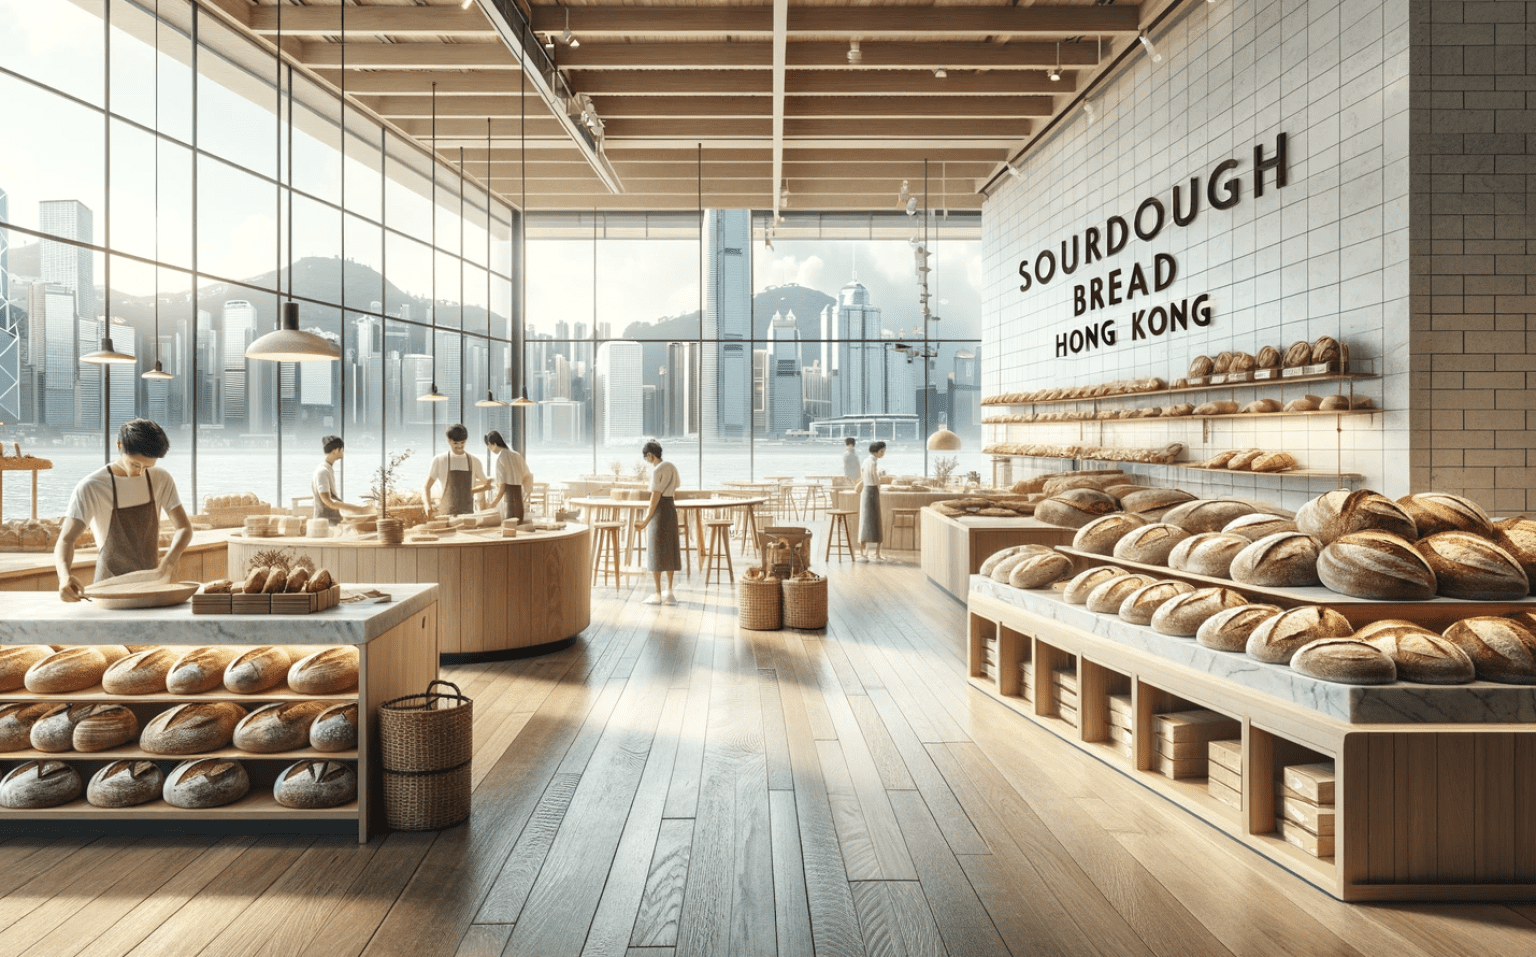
[1117,580,1196,626]
[1246,606,1353,664]
[1290,638,1397,685]
[1112,523,1192,566]
[1441,617,1536,684]
[1007,552,1074,590]
[1063,566,1130,604]
[1168,532,1250,579]
[1397,492,1494,539]
[1072,514,1149,556]
[1230,532,1323,587]
[1149,587,1250,637]
[1414,531,1529,600]
[1316,531,1438,600]
[1085,574,1155,614]
[1295,489,1418,544]
[1196,604,1284,652]
[1354,621,1476,684]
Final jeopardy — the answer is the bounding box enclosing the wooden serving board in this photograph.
[1282,762,1335,804]
[1281,792,1335,836]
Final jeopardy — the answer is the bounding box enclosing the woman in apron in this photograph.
[484,430,532,522]
[635,440,680,605]
[854,440,887,563]
[422,423,488,518]
[54,418,193,601]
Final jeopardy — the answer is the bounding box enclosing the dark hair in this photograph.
[119,418,170,459]
[642,440,663,460]
[869,440,887,455]
[322,435,344,454]
[445,423,469,442]
[484,430,507,449]
[844,437,856,447]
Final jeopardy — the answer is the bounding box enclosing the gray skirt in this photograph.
[645,497,682,572]
[859,485,882,543]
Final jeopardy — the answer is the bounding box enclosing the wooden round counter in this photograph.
[227,524,590,662]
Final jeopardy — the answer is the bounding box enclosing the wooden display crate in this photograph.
[205,585,341,616]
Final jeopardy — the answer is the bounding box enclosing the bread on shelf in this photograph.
[1441,617,1536,684]
[1196,603,1284,652]
[232,700,332,753]
[30,703,95,753]
[1316,531,1438,600]
[1230,531,1323,587]
[72,704,139,752]
[1063,566,1130,605]
[1167,532,1250,579]
[1493,517,1536,591]
[1085,574,1156,615]
[224,646,295,694]
[1290,638,1397,684]
[1035,488,1120,529]
[0,760,82,809]
[1414,531,1529,601]
[103,647,179,695]
[1222,513,1298,542]
[140,702,248,755]
[1150,587,1250,637]
[0,645,56,692]
[1118,488,1198,521]
[274,759,357,809]
[1007,551,1074,590]
[1246,606,1354,664]
[288,648,360,695]
[1354,620,1476,684]
[1118,580,1197,626]
[1163,499,1265,535]
[166,647,240,695]
[0,702,53,752]
[87,760,164,808]
[1396,492,1494,539]
[25,646,119,694]
[164,758,250,809]
[1113,523,1192,566]
[309,703,358,752]
[1296,489,1419,544]
[979,545,1054,578]
[1284,341,1312,367]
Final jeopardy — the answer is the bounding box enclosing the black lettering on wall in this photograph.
[1106,216,1128,255]
[1254,132,1288,197]
[1035,249,1057,285]
[1134,197,1165,241]
[1208,159,1240,210]
[1085,227,1102,263]
[1019,259,1032,292]
[1193,293,1213,325]
[1060,235,1080,275]
[1127,262,1150,299]
[1172,179,1200,226]
[1154,253,1178,291]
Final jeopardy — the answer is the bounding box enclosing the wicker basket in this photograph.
[782,576,828,629]
[738,576,783,630]
[379,679,473,831]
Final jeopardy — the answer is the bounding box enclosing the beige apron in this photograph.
[442,458,475,516]
[97,469,160,582]
[313,464,342,522]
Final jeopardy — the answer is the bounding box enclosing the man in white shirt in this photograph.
[313,435,368,523]
[484,430,533,521]
[841,436,861,486]
[54,418,193,600]
[423,423,488,517]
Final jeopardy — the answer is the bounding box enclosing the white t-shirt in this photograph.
[843,449,861,482]
[65,465,183,544]
[312,462,337,502]
[427,452,486,487]
[649,461,680,497]
[861,457,881,486]
[490,448,531,489]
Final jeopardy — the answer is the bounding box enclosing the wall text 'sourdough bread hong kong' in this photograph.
[1034,488,1120,529]
[1295,489,1418,544]
[1352,620,1476,684]
[1112,523,1192,566]
[1246,606,1354,664]
[1396,492,1494,538]
[1086,574,1155,614]
[1118,580,1197,626]
[1414,531,1529,601]
[1168,532,1251,579]
[1063,566,1129,604]
[1441,617,1536,684]
[1290,638,1398,685]
[1008,551,1074,589]
[1316,532,1439,600]
[1230,531,1323,587]
[1073,513,1149,555]
[1196,604,1284,652]
[1150,587,1251,637]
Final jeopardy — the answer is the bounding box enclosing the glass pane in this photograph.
[108,118,156,262]
[525,337,592,486]
[491,210,513,278]
[278,303,342,507]
[527,238,592,339]
[290,192,341,302]
[383,232,429,321]
[196,34,277,181]
[383,134,430,241]
[434,166,461,257]
[194,278,278,506]
[387,317,444,472]
[463,185,488,268]
[197,155,276,287]
[290,76,341,206]
[108,0,192,144]
[434,250,461,329]
[0,73,106,240]
[343,111,383,224]
[344,214,383,313]
[488,271,512,342]
[596,238,701,340]
[462,262,488,336]
[342,305,386,506]
[0,0,106,107]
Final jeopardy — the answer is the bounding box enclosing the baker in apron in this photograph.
[635,439,681,605]
[484,430,533,522]
[312,435,366,524]
[854,440,888,563]
[422,423,488,519]
[54,418,194,601]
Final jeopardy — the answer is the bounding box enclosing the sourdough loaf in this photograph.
[1063,566,1130,604]
[30,703,94,752]
[287,647,360,695]
[1295,489,1418,544]
[163,759,250,808]
[1246,606,1354,664]
[1316,532,1438,600]
[1167,532,1250,578]
[0,761,82,809]
[1252,452,1297,473]
[1223,513,1298,542]
[307,568,334,593]
[87,760,164,807]
[1283,341,1312,367]
[1085,574,1156,614]
[1414,531,1529,600]
[310,703,359,752]
[980,545,1043,577]
[285,567,311,593]
[24,646,112,693]
[1230,352,1257,373]
[1290,639,1397,685]
[1226,450,1264,471]
[1073,514,1149,555]
[166,646,241,694]
[1112,523,1192,566]
[1396,492,1494,538]
[1442,617,1536,684]
[1196,604,1284,652]
[1163,499,1260,534]
[1150,587,1250,637]
[233,700,331,753]
[990,549,1042,583]
[0,645,55,692]
[1354,621,1476,684]
[1493,517,1536,589]
[1189,355,1214,376]
[1213,351,1235,374]
[141,701,248,754]
[1311,336,1343,364]
[1034,488,1120,529]
[1118,580,1197,625]
[1230,532,1323,587]
[1283,396,1321,412]
[0,702,54,751]
[102,647,179,695]
[1240,399,1281,414]
[1118,487,1198,521]
[273,759,357,809]
[1194,400,1240,415]
[224,646,294,694]
[1008,552,1074,590]
[1256,345,1281,369]
[72,704,139,752]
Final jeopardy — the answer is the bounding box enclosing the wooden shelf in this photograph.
[4,746,358,761]
[984,408,1381,425]
[982,371,1379,409]
[1162,463,1366,480]
[0,793,357,820]
[0,682,358,703]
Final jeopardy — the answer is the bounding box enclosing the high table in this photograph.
[568,496,769,572]
[228,526,589,662]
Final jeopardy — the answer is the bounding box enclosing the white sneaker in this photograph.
[663,590,677,605]
[643,593,664,605]
[854,555,868,563]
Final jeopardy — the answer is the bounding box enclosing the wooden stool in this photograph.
[891,508,919,550]
[801,483,830,520]
[825,510,857,562]
[703,519,735,586]
[592,522,624,590]
[735,503,762,557]
[677,513,694,575]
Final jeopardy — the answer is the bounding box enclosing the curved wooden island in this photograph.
[228,525,590,662]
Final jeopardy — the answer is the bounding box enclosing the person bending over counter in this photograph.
[423,423,488,518]
[484,430,533,522]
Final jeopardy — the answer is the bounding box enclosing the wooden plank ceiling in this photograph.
[227,1,1144,212]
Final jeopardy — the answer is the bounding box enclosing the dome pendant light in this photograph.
[421,382,448,402]
[419,82,444,403]
[144,0,174,381]
[926,425,962,451]
[82,336,136,365]
[511,389,535,408]
[476,389,506,408]
[143,360,174,381]
[248,302,341,361]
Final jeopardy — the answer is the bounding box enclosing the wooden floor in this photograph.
[5,546,1536,957]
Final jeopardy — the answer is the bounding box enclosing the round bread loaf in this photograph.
[1035,488,1120,529]
[1073,514,1149,555]
[1223,513,1299,542]
[141,702,248,755]
[0,702,54,752]
[1316,531,1438,600]
[1354,621,1476,684]
[102,647,179,695]
[1189,355,1214,377]
[288,647,360,695]
[1283,341,1312,367]
[980,545,1038,578]
[1118,487,1198,521]
[1318,395,1350,411]
[1213,351,1234,374]
[1283,396,1321,412]
[1240,399,1281,414]
[30,703,95,752]
[310,703,359,752]
[1256,345,1281,369]
[0,645,56,692]
[87,760,164,808]
[1246,606,1354,664]
[1118,580,1197,625]
[1162,499,1259,534]
[73,704,139,752]
[1290,639,1397,685]
[1008,551,1074,590]
[1197,603,1284,651]
[1397,492,1494,538]
[1150,587,1250,637]
[1063,566,1130,604]
[1112,523,1192,566]
[166,647,241,694]
[1295,489,1418,544]
[1230,352,1257,373]
[1414,531,1529,600]
[1442,617,1536,684]
[274,759,358,809]
[1252,452,1298,473]
[163,759,250,809]
[1085,574,1156,614]
[0,760,82,809]
[1311,336,1342,364]
[224,646,294,694]
[24,646,110,693]
[1168,532,1250,578]
[233,700,331,753]
[1493,517,1536,590]
[990,550,1040,583]
[1230,532,1323,587]
[1226,450,1264,471]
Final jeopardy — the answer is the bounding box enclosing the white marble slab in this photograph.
[0,583,437,647]
[970,576,1536,725]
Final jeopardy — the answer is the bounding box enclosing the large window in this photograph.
[0,0,516,517]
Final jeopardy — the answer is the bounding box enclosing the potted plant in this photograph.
[932,455,959,488]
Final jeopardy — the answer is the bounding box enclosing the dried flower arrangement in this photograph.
[244,547,316,575]
[368,449,414,519]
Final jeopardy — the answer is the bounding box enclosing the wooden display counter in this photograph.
[833,488,958,547]
[0,528,232,592]
[228,526,589,662]
[0,583,439,842]
[920,508,1075,601]
[967,577,1536,901]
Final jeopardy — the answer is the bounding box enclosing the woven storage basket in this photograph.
[782,576,828,629]
[380,679,473,830]
[738,576,783,630]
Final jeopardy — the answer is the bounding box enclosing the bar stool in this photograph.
[592,522,624,590]
[826,509,857,562]
[891,508,919,551]
[801,482,830,520]
[734,502,763,558]
[677,512,694,575]
[703,519,735,586]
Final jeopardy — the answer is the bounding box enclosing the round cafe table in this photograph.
[568,496,770,576]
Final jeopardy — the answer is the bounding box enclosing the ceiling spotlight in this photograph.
[1049,68,1061,82]
[934,67,947,79]
[847,39,862,64]
[1006,164,1022,180]
[563,8,579,47]
[905,196,917,216]
[1139,34,1162,63]
[1083,101,1096,123]
[1050,43,1062,82]
[461,0,474,9]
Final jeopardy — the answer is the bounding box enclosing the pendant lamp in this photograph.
[419,82,445,402]
[143,0,174,381]
[926,426,962,451]
[507,43,535,414]
[82,336,136,365]
[476,389,506,408]
[510,389,535,407]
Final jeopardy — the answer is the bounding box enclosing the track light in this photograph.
[1050,43,1062,82]
[1140,34,1162,63]
[461,0,473,8]
[563,8,579,47]
[1049,68,1061,82]
[847,39,862,64]
[898,179,909,202]
[1083,101,1095,123]
[1006,164,1022,180]
[905,196,917,216]
[934,67,946,78]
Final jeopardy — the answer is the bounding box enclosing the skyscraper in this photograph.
[594,340,643,445]
[701,209,750,440]
[829,276,884,417]
[106,319,137,432]
[38,200,95,323]
[663,340,697,437]
[0,188,19,421]
[222,300,257,425]
[764,309,804,434]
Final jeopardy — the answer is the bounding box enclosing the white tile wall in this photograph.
[982,0,1412,509]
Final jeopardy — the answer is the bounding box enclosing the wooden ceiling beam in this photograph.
[515,195,986,211]
[558,40,1101,70]
[553,70,1074,96]
[370,94,1052,121]
[499,177,981,195]
[249,7,490,38]
[533,6,1141,38]
[461,158,996,177]
[299,41,519,71]
[785,96,1054,118]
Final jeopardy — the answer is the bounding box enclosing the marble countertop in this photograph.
[227,524,587,549]
[0,528,233,579]
[970,576,1536,725]
[0,582,438,646]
